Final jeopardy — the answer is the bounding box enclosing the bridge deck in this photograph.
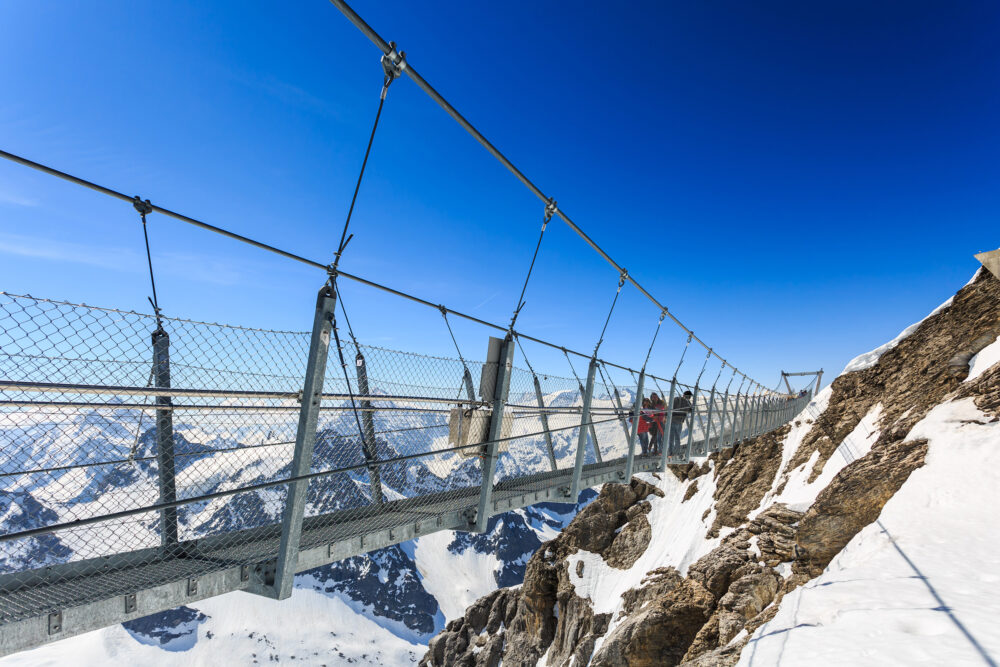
[0,454,663,656]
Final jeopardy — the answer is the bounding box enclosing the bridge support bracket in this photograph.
[47,611,62,636]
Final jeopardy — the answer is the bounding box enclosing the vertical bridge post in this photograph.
[355,351,383,505]
[624,371,645,479]
[684,384,700,460]
[702,387,717,455]
[728,391,741,448]
[717,390,730,451]
[661,377,678,467]
[272,283,336,599]
[577,375,603,464]
[475,336,514,533]
[152,327,178,547]
[570,358,598,501]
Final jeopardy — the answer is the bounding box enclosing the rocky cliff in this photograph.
[420,267,1000,666]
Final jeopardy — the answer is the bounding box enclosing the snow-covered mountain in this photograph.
[0,379,602,664]
[422,266,1000,666]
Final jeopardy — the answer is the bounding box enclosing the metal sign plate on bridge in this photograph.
[0,291,807,656]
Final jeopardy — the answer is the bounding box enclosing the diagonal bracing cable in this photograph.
[440,307,477,402]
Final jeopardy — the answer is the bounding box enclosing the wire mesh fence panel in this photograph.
[0,289,804,637]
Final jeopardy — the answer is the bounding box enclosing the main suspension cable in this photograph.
[327,0,763,380]
[0,147,776,387]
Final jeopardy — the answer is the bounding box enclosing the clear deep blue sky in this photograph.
[0,1,997,390]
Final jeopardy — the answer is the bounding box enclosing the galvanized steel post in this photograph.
[570,358,598,501]
[532,374,558,471]
[728,391,741,447]
[624,371,645,479]
[355,351,383,505]
[152,328,178,547]
[717,390,730,450]
[702,387,717,455]
[272,283,336,599]
[685,385,700,460]
[475,336,515,533]
[610,385,633,442]
[661,377,679,468]
[575,376,603,464]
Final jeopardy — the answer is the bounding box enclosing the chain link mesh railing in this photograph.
[0,290,810,645]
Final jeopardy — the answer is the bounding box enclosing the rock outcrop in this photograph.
[421,269,1000,667]
[786,269,1000,484]
[794,438,928,576]
[420,478,663,667]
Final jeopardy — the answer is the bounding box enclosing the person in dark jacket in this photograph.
[668,390,693,456]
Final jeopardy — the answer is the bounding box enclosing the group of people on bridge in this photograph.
[632,390,694,458]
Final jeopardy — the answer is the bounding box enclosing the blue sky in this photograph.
[0,0,997,391]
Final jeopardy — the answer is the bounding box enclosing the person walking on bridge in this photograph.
[668,390,693,456]
[632,397,653,456]
[648,393,663,456]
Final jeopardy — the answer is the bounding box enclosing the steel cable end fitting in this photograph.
[543,198,557,225]
[381,42,406,87]
[132,196,152,218]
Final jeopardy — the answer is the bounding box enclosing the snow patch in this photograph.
[752,399,880,517]
[413,530,500,622]
[842,297,954,373]
[965,334,1000,383]
[741,397,1000,665]
[565,468,725,620]
[1,588,423,666]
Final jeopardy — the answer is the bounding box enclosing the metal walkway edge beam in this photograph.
[0,456,662,658]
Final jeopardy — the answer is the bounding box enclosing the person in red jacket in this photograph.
[648,393,663,455]
[632,397,653,456]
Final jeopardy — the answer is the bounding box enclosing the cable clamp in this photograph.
[132,196,153,218]
[543,198,557,225]
[381,42,407,82]
[658,308,667,323]
[617,270,628,289]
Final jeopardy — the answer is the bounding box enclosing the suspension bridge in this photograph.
[0,0,818,656]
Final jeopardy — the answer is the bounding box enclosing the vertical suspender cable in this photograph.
[508,199,557,332]
[593,271,628,358]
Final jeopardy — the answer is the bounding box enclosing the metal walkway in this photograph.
[0,292,809,655]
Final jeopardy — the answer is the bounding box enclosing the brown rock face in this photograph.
[794,437,928,576]
[421,479,664,667]
[603,512,652,570]
[709,425,790,535]
[590,578,715,667]
[786,269,1000,484]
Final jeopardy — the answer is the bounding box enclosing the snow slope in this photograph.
[740,397,1000,666]
[3,588,424,667]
